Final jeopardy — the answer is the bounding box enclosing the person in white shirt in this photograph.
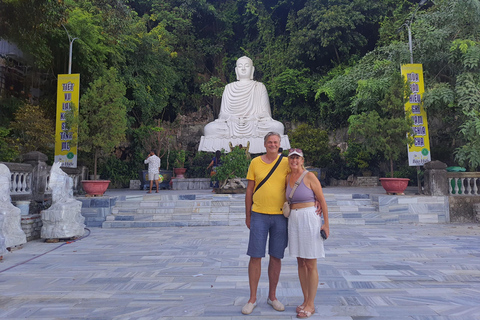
[144,150,161,193]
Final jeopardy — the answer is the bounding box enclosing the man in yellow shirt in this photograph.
[242,132,289,314]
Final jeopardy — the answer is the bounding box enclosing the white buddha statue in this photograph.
[199,56,290,153]
[41,162,85,239]
[0,164,26,249]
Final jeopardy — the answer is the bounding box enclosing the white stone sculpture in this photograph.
[41,162,85,239]
[0,164,27,249]
[198,56,290,153]
[0,214,5,259]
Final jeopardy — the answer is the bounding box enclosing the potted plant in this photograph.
[214,146,250,193]
[173,149,187,178]
[65,68,128,195]
[348,72,414,194]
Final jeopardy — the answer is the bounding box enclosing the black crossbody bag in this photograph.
[254,155,284,193]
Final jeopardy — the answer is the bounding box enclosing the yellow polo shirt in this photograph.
[247,155,289,214]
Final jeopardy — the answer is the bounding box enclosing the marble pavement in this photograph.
[0,221,479,319]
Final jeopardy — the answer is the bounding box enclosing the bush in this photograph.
[214,147,250,182]
[392,164,421,186]
[98,156,137,188]
[288,123,333,168]
[187,151,213,178]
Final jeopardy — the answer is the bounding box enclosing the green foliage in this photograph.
[326,146,356,181]
[348,72,414,177]
[0,0,65,69]
[2,0,480,181]
[187,151,213,178]
[9,104,55,157]
[344,142,373,172]
[288,123,332,168]
[121,14,179,125]
[0,97,23,127]
[268,68,317,122]
[0,127,19,162]
[393,164,420,185]
[316,43,411,128]
[68,68,129,177]
[200,77,225,99]
[214,147,250,182]
[174,150,186,168]
[98,155,137,188]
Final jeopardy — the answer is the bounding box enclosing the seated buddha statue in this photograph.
[199,56,288,153]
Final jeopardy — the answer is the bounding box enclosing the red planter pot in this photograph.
[379,178,410,194]
[173,168,187,179]
[82,180,111,196]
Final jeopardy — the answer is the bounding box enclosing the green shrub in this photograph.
[214,147,250,182]
[288,123,333,168]
[187,151,213,178]
[99,156,138,188]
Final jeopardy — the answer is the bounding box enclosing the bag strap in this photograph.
[254,155,283,193]
[287,170,309,203]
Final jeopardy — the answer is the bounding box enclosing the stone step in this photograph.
[102,192,448,228]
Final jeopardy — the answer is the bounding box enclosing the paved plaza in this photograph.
[1,218,479,319]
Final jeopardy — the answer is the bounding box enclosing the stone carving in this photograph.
[0,164,27,249]
[41,163,85,239]
[199,56,290,153]
[220,177,246,190]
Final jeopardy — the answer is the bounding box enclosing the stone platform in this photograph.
[100,186,449,228]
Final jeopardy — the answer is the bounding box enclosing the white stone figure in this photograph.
[199,56,290,153]
[41,163,85,239]
[0,164,27,249]
[0,214,5,259]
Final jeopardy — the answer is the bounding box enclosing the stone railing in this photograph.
[1,151,88,202]
[446,172,480,195]
[7,162,32,197]
[423,160,480,196]
[424,161,480,223]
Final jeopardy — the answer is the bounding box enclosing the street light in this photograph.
[405,0,428,64]
[62,25,78,74]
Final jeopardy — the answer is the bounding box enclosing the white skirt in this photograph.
[288,206,325,259]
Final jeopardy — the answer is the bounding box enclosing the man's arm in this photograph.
[245,180,255,229]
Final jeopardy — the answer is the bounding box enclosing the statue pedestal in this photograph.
[198,135,290,154]
[41,201,85,239]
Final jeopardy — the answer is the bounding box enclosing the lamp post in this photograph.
[404,0,427,195]
[62,25,77,74]
[405,0,427,64]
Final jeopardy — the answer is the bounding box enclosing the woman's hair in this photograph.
[215,150,221,165]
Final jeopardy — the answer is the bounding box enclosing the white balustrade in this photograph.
[447,173,480,195]
[10,170,32,195]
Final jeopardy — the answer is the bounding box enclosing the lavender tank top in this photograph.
[285,179,315,204]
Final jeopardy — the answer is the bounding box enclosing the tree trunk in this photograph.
[94,148,98,178]
[390,158,394,178]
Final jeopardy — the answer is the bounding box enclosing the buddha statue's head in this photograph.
[236,56,254,81]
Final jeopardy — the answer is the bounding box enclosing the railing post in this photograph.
[22,151,49,202]
[423,160,448,196]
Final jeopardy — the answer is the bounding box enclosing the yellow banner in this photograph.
[54,74,80,168]
[401,64,431,166]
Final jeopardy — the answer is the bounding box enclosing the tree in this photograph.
[67,68,129,177]
[348,73,414,177]
[9,104,55,157]
[288,123,332,168]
